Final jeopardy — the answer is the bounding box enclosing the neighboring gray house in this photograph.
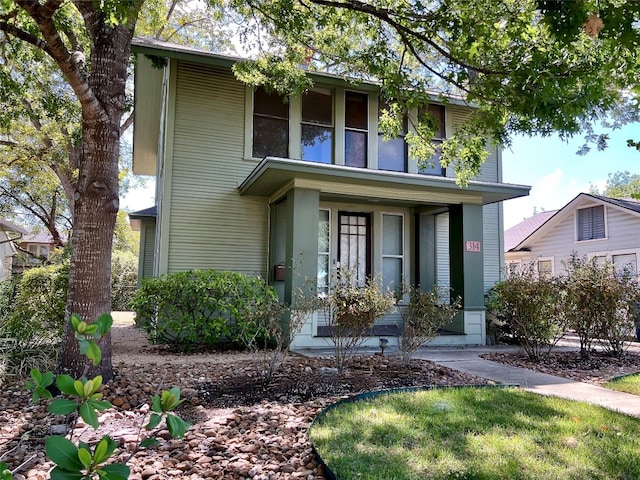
[0,219,27,280]
[505,193,640,277]
[130,37,529,348]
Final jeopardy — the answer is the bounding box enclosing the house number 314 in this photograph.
[466,241,481,252]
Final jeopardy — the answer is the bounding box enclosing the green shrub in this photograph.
[398,285,460,364]
[111,250,138,311]
[4,263,69,345]
[563,253,640,358]
[486,265,565,362]
[131,270,281,352]
[319,270,395,372]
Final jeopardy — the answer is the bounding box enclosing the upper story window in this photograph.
[301,88,333,163]
[252,87,289,158]
[576,205,605,241]
[419,103,446,176]
[377,101,407,172]
[345,91,368,168]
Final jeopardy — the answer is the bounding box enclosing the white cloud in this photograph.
[503,168,590,229]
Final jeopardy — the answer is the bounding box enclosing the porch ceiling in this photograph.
[238,157,530,207]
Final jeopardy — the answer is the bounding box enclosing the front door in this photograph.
[338,212,371,286]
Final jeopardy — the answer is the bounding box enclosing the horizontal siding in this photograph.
[446,105,498,182]
[522,205,640,274]
[167,62,268,276]
[483,203,501,290]
[436,212,450,300]
[142,222,156,279]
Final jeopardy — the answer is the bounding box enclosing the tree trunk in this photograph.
[56,25,133,381]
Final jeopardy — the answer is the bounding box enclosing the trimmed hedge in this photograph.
[131,270,280,352]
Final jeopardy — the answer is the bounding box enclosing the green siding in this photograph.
[447,105,499,183]
[167,62,268,275]
[142,221,156,279]
[483,203,501,291]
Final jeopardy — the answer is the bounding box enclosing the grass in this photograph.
[309,387,640,480]
[605,373,640,396]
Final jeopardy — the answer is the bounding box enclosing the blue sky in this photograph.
[502,123,640,228]
[121,124,640,229]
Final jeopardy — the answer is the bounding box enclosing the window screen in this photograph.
[577,206,605,241]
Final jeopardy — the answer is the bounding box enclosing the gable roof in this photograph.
[507,192,640,252]
[0,219,27,235]
[504,210,558,252]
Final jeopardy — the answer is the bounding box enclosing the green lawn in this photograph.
[310,387,640,480]
[605,373,640,396]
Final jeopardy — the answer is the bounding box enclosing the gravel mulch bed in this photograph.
[1,325,489,480]
[3,326,640,479]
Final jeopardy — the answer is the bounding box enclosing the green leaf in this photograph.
[73,380,85,396]
[79,402,99,430]
[93,436,117,465]
[45,436,84,471]
[145,413,162,430]
[77,447,92,469]
[166,414,190,439]
[78,339,89,356]
[98,463,130,480]
[96,313,113,335]
[70,314,81,331]
[86,341,102,366]
[56,375,78,396]
[30,368,42,383]
[139,438,159,448]
[88,399,112,411]
[50,467,84,480]
[83,324,99,335]
[49,399,79,415]
[0,462,13,480]
[151,394,162,413]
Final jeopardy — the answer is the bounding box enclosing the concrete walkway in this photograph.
[413,345,640,417]
[295,342,640,417]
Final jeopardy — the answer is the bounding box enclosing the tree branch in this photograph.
[302,0,508,76]
[14,0,108,124]
[120,111,134,135]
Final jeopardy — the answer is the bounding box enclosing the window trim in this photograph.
[536,257,554,278]
[251,87,290,159]
[575,204,607,243]
[381,212,405,300]
[317,208,331,296]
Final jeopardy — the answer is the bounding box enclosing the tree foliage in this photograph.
[229,0,640,183]
[594,171,640,199]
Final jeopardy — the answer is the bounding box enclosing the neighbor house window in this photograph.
[301,88,333,163]
[318,210,331,296]
[419,103,446,176]
[344,91,368,168]
[576,205,605,241]
[613,253,637,277]
[537,259,553,278]
[377,101,407,172]
[382,214,404,297]
[252,87,289,158]
[506,261,520,276]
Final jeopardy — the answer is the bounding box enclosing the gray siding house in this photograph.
[505,193,640,277]
[130,38,529,348]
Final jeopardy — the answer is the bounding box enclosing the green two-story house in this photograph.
[130,37,529,348]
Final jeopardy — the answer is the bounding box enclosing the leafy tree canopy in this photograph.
[591,171,640,199]
[227,0,640,182]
